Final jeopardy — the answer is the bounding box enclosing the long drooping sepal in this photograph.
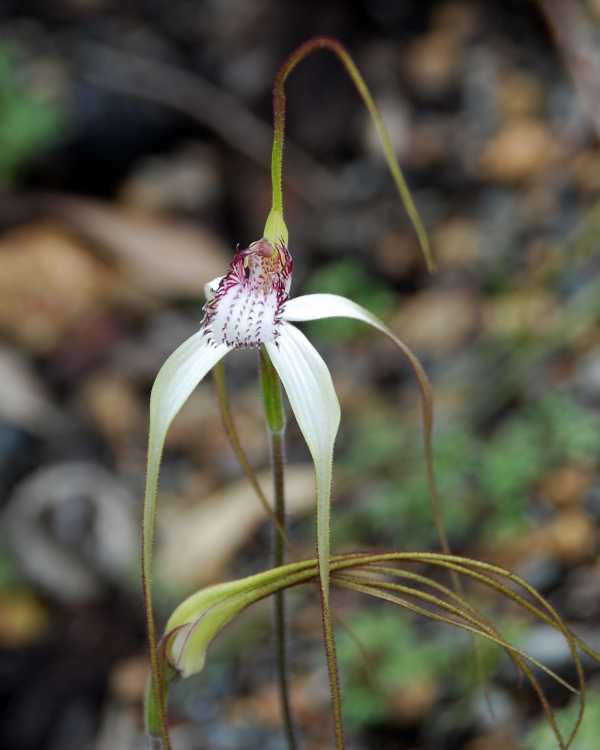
[265,323,341,598]
[282,293,447,552]
[266,322,344,749]
[142,331,230,745]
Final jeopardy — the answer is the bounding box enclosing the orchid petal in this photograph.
[265,324,340,599]
[142,330,230,716]
[144,332,231,568]
[283,292,431,431]
[283,293,446,548]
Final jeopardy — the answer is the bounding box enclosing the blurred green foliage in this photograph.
[480,394,600,539]
[524,687,600,750]
[0,50,63,183]
[338,611,450,727]
[303,260,395,341]
[336,394,600,548]
[337,419,476,548]
[337,609,505,729]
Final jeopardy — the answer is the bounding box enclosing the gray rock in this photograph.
[4,462,137,602]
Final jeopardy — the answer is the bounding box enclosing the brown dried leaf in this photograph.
[157,465,317,587]
[0,223,120,353]
[49,195,229,298]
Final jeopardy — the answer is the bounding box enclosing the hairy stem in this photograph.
[319,589,345,750]
[259,348,298,750]
[142,499,171,749]
[269,35,433,270]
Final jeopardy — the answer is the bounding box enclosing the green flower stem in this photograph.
[267,35,434,271]
[213,360,292,549]
[259,348,298,750]
[144,676,162,741]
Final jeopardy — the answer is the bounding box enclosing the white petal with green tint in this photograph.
[142,330,230,717]
[265,323,340,599]
[283,293,432,428]
[283,292,447,551]
[144,331,231,565]
[283,292,403,336]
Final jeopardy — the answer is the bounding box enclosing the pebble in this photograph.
[432,1,478,42]
[514,555,561,592]
[542,509,597,563]
[0,347,59,434]
[483,289,558,338]
[537,464,593,509]
[404,30,462,97]
[393,288,480,355]
[78,372,145,459]
[375,228,421,279]
[433,216,481,268]
[119,143,223,214]
[471,687,516,733]
[109,655,149,705]
[564,563,600,618]
[519,624,573,670]
[480,119,560,183]
[498,71,544,119]
[389,676,439,723]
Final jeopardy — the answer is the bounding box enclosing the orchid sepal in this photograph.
[142,330,231,747]
[143,332,231,582]
[266,323,341,600]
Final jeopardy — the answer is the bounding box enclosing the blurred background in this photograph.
[1,1,600,748]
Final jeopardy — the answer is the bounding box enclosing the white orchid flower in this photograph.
[142,35,439,750]
[142,233,432,625]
